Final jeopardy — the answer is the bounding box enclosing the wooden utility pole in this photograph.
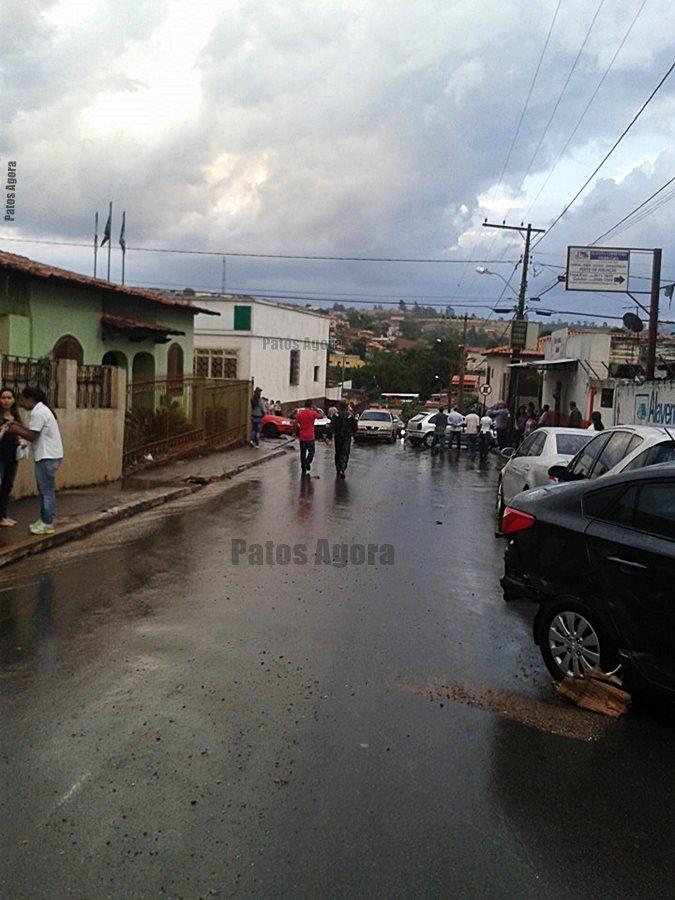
[646,248,662,380]
[457,312,468,411]
[482,221,545,434]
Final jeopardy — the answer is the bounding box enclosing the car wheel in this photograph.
[262,423,278,438]
[537,601,619,682]
[422,432,433,448]
[408,438,421,447]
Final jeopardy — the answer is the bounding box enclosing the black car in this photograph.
[501,464,675,697]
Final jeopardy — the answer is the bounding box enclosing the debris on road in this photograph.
[555,668,631,718]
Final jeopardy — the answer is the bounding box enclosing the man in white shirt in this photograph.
[464,407,480,457]
[479,413,493,461]
[8,387,64,535]
[447,407,464,451]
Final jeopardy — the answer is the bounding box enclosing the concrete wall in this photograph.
[541,332,612,425]
[613,380,675,427]
[194,296,330,407]
[11,359,126,500]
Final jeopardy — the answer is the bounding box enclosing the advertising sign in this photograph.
[566,246,630,292]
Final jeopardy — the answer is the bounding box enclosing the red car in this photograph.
[260,412,294,438]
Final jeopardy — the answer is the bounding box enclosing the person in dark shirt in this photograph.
[0,387,23,526]
[329,401,357,477]
[568,401,583,428]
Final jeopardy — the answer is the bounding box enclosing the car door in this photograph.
[502,431,546,501]
[585,479,675,690]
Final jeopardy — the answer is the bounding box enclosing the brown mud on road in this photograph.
[396,678,613,741]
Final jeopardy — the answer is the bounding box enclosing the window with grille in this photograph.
[289,349,300,385]
[193,349,238,379]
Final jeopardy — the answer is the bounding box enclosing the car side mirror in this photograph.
[500,447,515,459]
[548,464,570,481]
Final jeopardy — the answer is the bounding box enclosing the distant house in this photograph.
[0,250,216,383]
[193,294,330,411]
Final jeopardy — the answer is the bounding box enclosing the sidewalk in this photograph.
[0,437,296,569]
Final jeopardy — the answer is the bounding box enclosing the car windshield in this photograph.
[360,412,390,421]
[555,434,591,456]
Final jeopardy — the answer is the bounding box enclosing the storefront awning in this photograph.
[509,357,578,369]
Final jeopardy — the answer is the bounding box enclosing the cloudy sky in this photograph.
[1,0,674,323]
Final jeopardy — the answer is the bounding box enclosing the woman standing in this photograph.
[0,387,22,526]
[514,405,527,447]
[588,411,605,431]
[250,387,267,447]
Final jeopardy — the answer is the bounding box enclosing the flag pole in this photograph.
[120,211,126,285]
[106,201,112,281]
[94,211,99,277]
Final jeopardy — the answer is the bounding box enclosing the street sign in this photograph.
[479,383,492,396]
[510,319,528,350]
[566,246,630,292]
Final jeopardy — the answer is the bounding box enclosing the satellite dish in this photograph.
[623,312,644,333]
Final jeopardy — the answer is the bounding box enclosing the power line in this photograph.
[0,234,517,266]
[532,58,675,250]
[591,174,675,244]
[523,0,648,218]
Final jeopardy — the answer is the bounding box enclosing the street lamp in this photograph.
[475,266,513,289]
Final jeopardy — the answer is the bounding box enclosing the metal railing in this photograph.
[123,376,249,471]
[0,355,57,406]
[76,364,113,408]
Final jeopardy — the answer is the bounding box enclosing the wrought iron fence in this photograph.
[123,376,249,471]
[76,364,113,408]
[0,355,57,406]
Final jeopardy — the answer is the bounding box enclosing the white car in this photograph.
[497,427,592,516]
[548,424,675,485]
[404,411,467,448]
[355,409,398,443]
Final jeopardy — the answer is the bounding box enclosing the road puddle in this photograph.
[396,678,611,741]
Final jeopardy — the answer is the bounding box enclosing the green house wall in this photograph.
[0,272,195,377]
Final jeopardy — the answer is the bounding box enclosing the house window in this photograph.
[313,365,320,382]
[289,349,300,385]
[233,305,251,331]
[194,349,238,379]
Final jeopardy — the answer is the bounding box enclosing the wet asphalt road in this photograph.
[1,440,674,899]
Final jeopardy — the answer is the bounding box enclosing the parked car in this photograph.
[290,407,331,437]
[548,424,675,485]
[496,428,592,516]
[261,412,294,438]
[355,409,398,443]
[500,464,675,697]
[404,411,467,448]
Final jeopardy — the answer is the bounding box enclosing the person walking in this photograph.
[588,410,605,431]
[0,387,25,527]
[479,411,493,461]
[464,407,480,457]
[490,402,510,449]
[250,387,267,447]
[429,408,448,454]
[329,401,357,477]
[7,387,63,535]
[537,404,550,428]
[568,401,582,428]
[295,399,321,475]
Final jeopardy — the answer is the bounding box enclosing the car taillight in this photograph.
[501,507,535,535]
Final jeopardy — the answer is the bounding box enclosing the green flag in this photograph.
[664,283,675,300]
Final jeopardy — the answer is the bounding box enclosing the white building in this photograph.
[193,295,331,411]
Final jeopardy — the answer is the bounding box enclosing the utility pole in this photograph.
[221,256,227,294]
[457,312,468,411]
[482,221,545,434]
[646,248,662,381]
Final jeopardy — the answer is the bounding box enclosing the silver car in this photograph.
[497,427,592,516]
[355,409,398,443]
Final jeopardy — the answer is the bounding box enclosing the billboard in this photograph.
[566,246,630,292]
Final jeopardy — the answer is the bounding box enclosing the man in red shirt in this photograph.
[295,400,322,474]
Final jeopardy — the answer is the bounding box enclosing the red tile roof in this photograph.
[0,250,218,315]
[484,345,543,357]
[101,313,185,336]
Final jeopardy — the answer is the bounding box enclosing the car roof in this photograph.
[539,427,590,436]
[583,460,675,490]
[605,424,671,437]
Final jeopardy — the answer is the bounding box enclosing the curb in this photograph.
[0,440,296,571]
